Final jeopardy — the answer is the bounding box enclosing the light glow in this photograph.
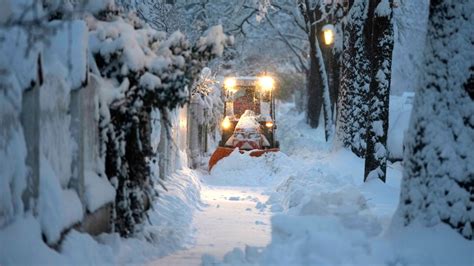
[259,76,274,91]
[224,77,236,91]
[221,117,231,130]
[265,121,274,128]
[322,24,335,46]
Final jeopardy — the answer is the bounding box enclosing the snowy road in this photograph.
[151,185,272,265]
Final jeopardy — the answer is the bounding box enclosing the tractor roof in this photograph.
[232,76,259,86]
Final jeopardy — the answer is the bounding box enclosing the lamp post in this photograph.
[321,24,336,118]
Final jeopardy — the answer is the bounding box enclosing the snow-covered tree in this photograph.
[336,0,371,157]
[363,0,394,182]
[291,0,333,141]
[394,0,474,240]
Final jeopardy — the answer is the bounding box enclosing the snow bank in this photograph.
[145,167,203,254]
[208,149,293,188]
[0,165,202,265]
[0,215,66,265]
[205,103,472,265]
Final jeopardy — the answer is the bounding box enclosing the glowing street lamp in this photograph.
[322,24,335,46]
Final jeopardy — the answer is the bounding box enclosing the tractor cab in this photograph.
[208,76,279,170]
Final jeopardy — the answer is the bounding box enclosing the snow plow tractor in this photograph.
[208,76,280,171]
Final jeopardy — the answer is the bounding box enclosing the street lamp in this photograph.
[322,24,335,46]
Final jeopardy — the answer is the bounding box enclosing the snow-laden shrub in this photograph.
[88,8,231,236]
[190,68,224,130]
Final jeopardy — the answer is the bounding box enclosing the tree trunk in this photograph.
[306,25,324,128]
[363,0,394,183]
[335,0,370,157]
[394,0,474,240]
[336,8,355,147]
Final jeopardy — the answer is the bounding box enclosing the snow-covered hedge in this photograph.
[87,6,232,236]
[1,0,232,244]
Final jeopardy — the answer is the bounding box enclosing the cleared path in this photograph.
[151,185,271,265]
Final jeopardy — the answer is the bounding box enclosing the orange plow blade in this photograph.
[208,147,280,171]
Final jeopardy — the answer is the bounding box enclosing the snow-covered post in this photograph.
[363,0,394,183]
[316,35,334,141]
[20,78,41,212]
[393,0,473,240]
[69,87,85,204]
[188,97,203,168]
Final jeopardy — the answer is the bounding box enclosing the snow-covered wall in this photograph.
[0,21,115,245]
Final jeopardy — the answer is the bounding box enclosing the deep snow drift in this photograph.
[0,166,203,265]
[1,99,472,265]
[200,103,473,266]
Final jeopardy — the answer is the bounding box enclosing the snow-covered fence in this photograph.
[154,106,190,180]
[0,21,116,245]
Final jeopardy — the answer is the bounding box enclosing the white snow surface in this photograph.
[1,101,471,265]
[83,170,116,213]
[199,103,473,266]
[209,149,292,187]
[235,110,261,130]
[38,155,83,245]
[0,164,204,265]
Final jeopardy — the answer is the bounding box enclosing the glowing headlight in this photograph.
[265,121,274,128]
[221,117,231,129]
[224,77,236,91]
[259,76,274,91]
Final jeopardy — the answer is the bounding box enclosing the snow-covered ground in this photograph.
[0,167,203,265]
[194,103,473,265]
[2,100,472,265]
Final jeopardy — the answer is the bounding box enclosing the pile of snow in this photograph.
[203,103,473,266]
[0,166,204,265]
[83,170,116,213]
[208,150,293,188]
[145,167,203,255]
[235,110,260,130]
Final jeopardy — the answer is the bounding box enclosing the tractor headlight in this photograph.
[259,76,274,91]
[265,121,274,128]
[221,117,231,130]
[224,77,236,91]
